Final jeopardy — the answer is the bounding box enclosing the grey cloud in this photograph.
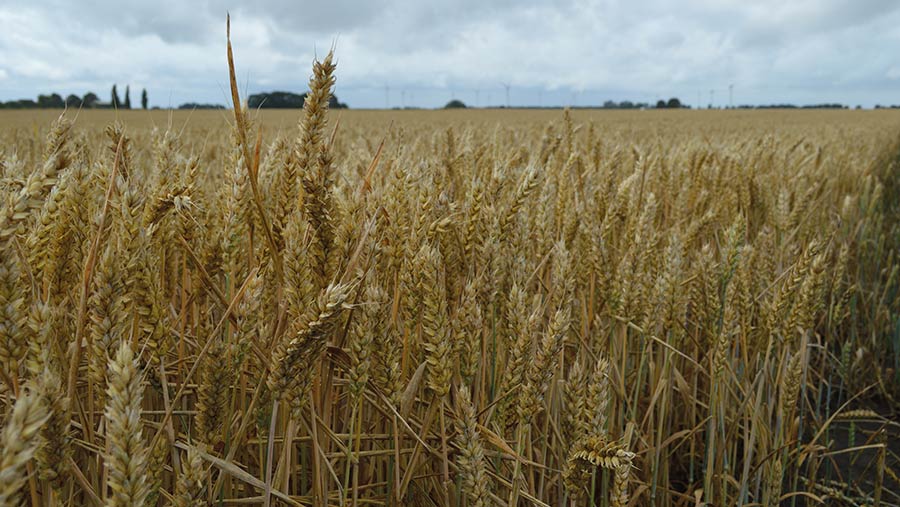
[233,0,390,34]
[795,0,900,34]
[39,0,222,44]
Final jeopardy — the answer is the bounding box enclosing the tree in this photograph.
[83,92,99,108]
[656,99,666,109]
[141,89,148,110]
[65,94,82,108]
[444,99,467,109]
[248,91,305,109]
[177,103,226,110]
[37,93,65,108]
[330,95,348,109]
[666,97,682,109]
[124,85,131,109]
[247,91,348,109]
[111,85,121,108]
[1,99,37,109]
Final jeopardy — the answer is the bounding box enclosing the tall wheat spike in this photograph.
[455,385,491,507]
[0,392,48,506]
[104,342,150,507]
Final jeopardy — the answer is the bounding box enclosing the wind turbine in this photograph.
[501,82,511,108]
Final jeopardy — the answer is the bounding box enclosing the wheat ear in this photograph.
[104,342,150,507]
[0,391,48,506]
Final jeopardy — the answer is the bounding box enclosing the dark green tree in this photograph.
[83,92,99,108]
[37,93,65,108]
[248,91,305,109]
[111,84,121,108]
[444,99,466,109]
[666,97,682,108]
[177,103,226,110]
[124,85,131,109]
[247,91,347,109]
[65,94,82,108]
[1,99,37,109]
[141,88,148,109]
[656,99,666,109]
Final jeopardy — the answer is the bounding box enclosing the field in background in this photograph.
[1,99,899,507]
[3,107,900,134]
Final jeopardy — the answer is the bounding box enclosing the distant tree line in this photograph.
[177,103,226,110]
[441,98,857,110]
[656,98,685,109]
[603,100,653,109]
[248,91,348,109]
[0,87,352,110]
[735,104,848,109]
[0,85,149,109]
[446,98,686,110]
[595,98,687,109]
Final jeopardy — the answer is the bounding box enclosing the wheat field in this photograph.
[1,46,899,507]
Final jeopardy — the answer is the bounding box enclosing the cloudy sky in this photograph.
[1,0,899,109]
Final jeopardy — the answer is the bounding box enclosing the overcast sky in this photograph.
[1,0,899,109]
